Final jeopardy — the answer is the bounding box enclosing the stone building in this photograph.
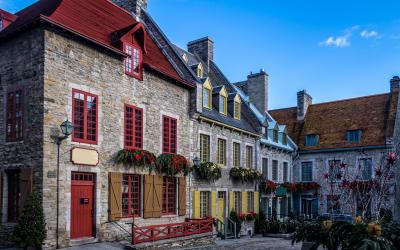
[270,78,400,218]
[0,0,198,248]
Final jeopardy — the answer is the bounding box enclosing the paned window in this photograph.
[233,191,241,213]
[162,177,176,214]
[219,95,227,115]
[273,129,278,142]
[233,142,241,167]
[347,129,361,143]
[122,174,141,217]
[200,134,210,162]
[262,158,268,179]
[124,104,143,149]
[200,191,210,218]
[272,160,278,181]
[247,192,254,212]
[234,101,241,120]
[6,89,23,142]
[305,134,318,146]
[124,43,142,79]
[72,89,98,144]
[217,138,226,166]
[162,116,177,154]
[359,158,372,180]
[203,88,211,109]
[246,146,253,168]
[283,162,288,182]
[301,162,313,182]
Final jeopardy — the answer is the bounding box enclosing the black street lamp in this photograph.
[192,156,201,168]
[54,120,73,249]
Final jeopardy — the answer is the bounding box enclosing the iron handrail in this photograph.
[226,217,237,239]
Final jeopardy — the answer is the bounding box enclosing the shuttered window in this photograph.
[200,191,210,218]
[124,104,143,149]
[246,146,253,168]
[124,43,142,79]
[200,134,210,163]
[162,116,177,154]
[72,89,98,144]
[178,177,186,216]
[122,174,141,217]
[162,177,176,215]
[217,138,226,166]
[233,191,241,213]
[247,192,254,212]
[272,160,278,181]
[233,142,241,167]
[6,89,23,142]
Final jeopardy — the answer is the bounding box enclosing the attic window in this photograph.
[197,63,203,78]
[182,54,188,63]
[233,94,241,120]
[282,133,288,145]
[305,134,318,146]
[347,129,361,143]
[219,87,228,115]
[202,80,212,109]
[273,128,279,142]
[124,43,142,79]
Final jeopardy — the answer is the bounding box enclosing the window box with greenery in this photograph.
[115,148,156,167]
[155,153,192,176]
[195,162,222,182]
[229,167,262,182]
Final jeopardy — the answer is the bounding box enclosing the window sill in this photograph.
[161,214,177,218]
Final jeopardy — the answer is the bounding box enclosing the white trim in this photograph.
[231,188,242,192]
[216,188,228,192]
[197,187,212,192]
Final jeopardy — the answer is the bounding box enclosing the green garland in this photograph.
[155,153,192,176]
[196,162,222,182]
[229,167,262,182]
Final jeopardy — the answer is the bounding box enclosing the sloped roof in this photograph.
[0,0,193,88]
[269,91,399,151]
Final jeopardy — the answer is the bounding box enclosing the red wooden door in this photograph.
[71,172,95,239]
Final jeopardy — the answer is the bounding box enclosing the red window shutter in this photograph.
[124,104,143,149]
[6,90,23,142]
[72,89,98,144]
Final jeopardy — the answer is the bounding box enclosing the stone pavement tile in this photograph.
[64,242,125,250]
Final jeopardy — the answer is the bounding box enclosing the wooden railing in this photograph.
[132,218,214,245]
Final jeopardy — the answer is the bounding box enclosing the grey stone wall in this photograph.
[258,146,293,183]
[41,28,191,248]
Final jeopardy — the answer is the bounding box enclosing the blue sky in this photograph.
[2,0,400,109]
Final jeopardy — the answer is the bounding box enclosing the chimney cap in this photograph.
[391,76,400,81]
[187,36,214,46]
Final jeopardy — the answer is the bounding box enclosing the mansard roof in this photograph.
[269,91,399,151]
[0,0,193,89]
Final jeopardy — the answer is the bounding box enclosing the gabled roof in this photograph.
[0,0,193,88]
[0,9,17,23]
[269,91,399,151]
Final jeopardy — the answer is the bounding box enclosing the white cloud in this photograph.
[360,30,378,38]
[319,26,359,48]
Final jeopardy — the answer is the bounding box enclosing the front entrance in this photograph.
[217,191,226,221]
[71,172,95,239]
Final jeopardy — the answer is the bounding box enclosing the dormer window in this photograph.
[234,94,241,120]
[347,129,361,143]
[124,43,142,79]
[219,87,228,115]
[197,63,203,78]
[202,79,212,109]
[182,53,188,64]
[273,128,279,142]
[282,133,288,145]
[305,134,318,146]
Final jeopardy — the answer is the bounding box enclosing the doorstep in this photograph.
[69,237,98,247]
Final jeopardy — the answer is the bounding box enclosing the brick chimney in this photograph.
[390,76,400,92]
[297,90,312,121]
[112,0,148,17]
[245,69,269,113]
[187,37,214,70]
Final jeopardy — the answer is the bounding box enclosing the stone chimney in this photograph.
[112,0,148,17]
[187,37,214,70]
[297,90,312,121]
[245,69,269,113]
[390,76,400,92]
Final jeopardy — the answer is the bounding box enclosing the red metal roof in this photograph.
[0,0,193,88]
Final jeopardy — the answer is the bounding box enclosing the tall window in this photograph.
[162,177,176,215]
[359,158,372,180]
[234,100,241,120]
[217,138,226,166]
[219,95,227,115]
[347,129,361,143]
[301,162,313,182]
[200,134,210,162]
[7,170,20,222]
[305,134,318,146]
[124,43,142,79]
[72,89,98,144]
[200,191,210,218]
[233,191,241,213]
[122,174,141,217]
[6,89,23,142]
[246,146,253,168]
[328,160,341,182]
[247,192,254,212]
[282,133,288,145]
[273,128,279,142]
[197,63,203,78]
[233,142,241,167]
[203,83,212,109]
[272,160,278,181]
[124,104,143,149]
[262,158,268,179]
[162,116,177,154]
[283,162,288,182]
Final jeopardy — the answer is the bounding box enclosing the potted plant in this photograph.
[196,162,222,182]
[155,153,191,176]
[115,148,156,170]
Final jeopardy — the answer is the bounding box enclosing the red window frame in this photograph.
[124,43,142,80]
[162,116,177,154]
[124,104,144,149]
[72,89,98,144]
[122,174,141,217]
[6,89,24,142]
[162,176,176,215]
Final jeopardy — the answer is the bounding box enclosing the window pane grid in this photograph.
[233,143,241,167]
[162,177,176,214]
[200,134,210,163]
[217,139,226,165]
[162,116,177,154]
[6,90,24,141]
[272,160,278,181]
[122,174,141,217]
[283,162,288,182]
[246,146,253,168]
[200,191,210,218]
[247,192,254,212]
[234,191,241,213]
[72,90,98,144]
[301,162,313,182]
